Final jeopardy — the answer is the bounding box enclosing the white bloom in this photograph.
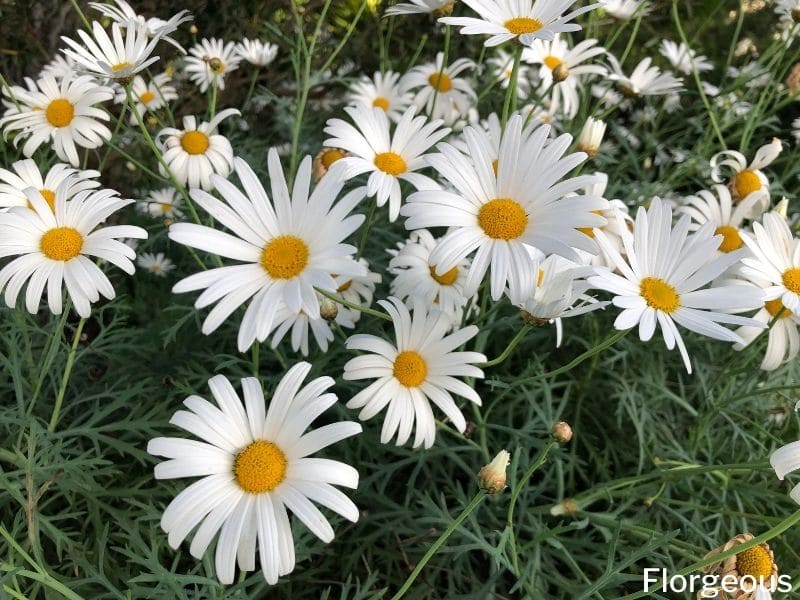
[343,297,486,449]
[138,252,175,276]
[88,0,192,52]
[155,108,239,190]
[599,0,649,19]
[347,71,413,123]
[575,173,632,267]
[114,73,177,124]
[0,159,100,211]
[658,40,712,75]
[771,434,800,504]
[400,52,476,124]
[185,38,242,92]
[41,55,76,80]
[235,39,278,67]
[148,364,361,584]
[607,54,683,97]
[710,138,782,209]
[487,49,532,97]
[140,188,184,219]
[0,180,147,317]
[775,0,800,25]
[385,0,455,16]
[576,116,606,157]
[332,258,382,326]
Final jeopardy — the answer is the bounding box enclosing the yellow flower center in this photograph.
[782,267,800,294]
[714,225,743,253]
[27,189,56,212]
[45,98,74,128]
[374,152,407,176]
[478,198,528,240]
[427,72,452,92]
[111,62,133,72]
[640,277,680,313]
[372,96,390,111]
[734,169,761,198]
[233,440,287,494]
[160,202,173,214]
[139,90,156,104]
[40,227,83,261]
[504,17,543,35]
[181,130,210,155]
[735,545,773,579]
[429,265,458,286]
[321,148,345,169]
[393,350,427,387]
[544,55,562,70]
[260,235,309,279]
[765,298,790,319]
[208,58,225,73]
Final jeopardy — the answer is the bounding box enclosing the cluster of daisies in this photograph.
[2,0,800,591]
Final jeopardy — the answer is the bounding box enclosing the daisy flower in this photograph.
[400,52,476,124]
[0,74,113,167]
[440,0,598,47]
[587,198,765,373]
[169,151,366,352]
[323,105,449,222]
[0,159,100,211]
[658,39,712,75]
[114,73,177,124]
[347,71,413,123]
[573,173,632,267]
[312,147,349,182]
[155,108,239,190]
[88,0,192,52]
[772,432,800,504]
[701,534,779,600]
[385,0,455,16]
[343,297,486,449]
[0,181,147,317]
[138,252,175,276]
[235,39,278,67]
[599,0,649,19]
[607,55,683,97]
[185,38,242,93]
[402,114,605,301]
[487,49,532,97]
[775,0,800,25]
[710,138,782,207]
[576,116,607,157]
[333,259,382,326]
[140,188,184,219]
[148,364,361,585]
[739,212,800,317]
[41,55,76,80]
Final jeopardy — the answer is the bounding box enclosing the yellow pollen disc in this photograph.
[429,265,458,286]
[734,169,761,198]
[374,151,407,176]
[782,267,800,294]
[393,350,427,387]
[640,277,680,313]
[261,235,309,279]
[765,298,790,319]
[337,279,352,292]
[427,72,452,92]
[504,17,543,35]
[160,203,173,214]
[180,130,210,155]
[111,62,133,72]
[477,198,528,240]
[491,159,499,175]
[45,98,74,128]
[139,90,156,104]
[234,440,287,493]
[321,148,345,169]
[27,189,56,212]
[372,96,390,111]
[40,227,83,261]
[735,545,773,579]
[714,225,743,253]
[208,58,225,73]
[544,55,562,70]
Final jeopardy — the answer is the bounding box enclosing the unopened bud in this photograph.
[146,115,158,127]
[125,161,136,172]
[550,497,578,516]
[478,450,510,494]
[189,24,198,35]
[433,0,456,16]
[793,7,800,22]
[576,116,606,159]
[320,296,338,321]
[552,63,570,83]
[551,421,573,443]
[774,197,789,219]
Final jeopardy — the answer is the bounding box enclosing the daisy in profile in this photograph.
[169,151,366,352]
[148,364,361,585]
[440,0,598,46]
[599,0,649,19]
[0,180,147,317]
[588,198,765,373]
[710,138,782,208]
[323,105,449,221]
[659,40,712,75]
[268,304,339,356]
[573,173,631,267]
[114,73,177,124]
[607,54,683,97]
[312,147,349,181]
[185,38,241,92]
[400,52,476,124]
[155,108,239,190]
[402,114,605,301]
[235,39,278,67]
[140,188,184,219]
[385,0,455,16]
[576,116,607,157]
[347,71,412,123]
[0,74,113,167]
[772,433,800,504]
[343,297,486,449]
[0,159,100,211]
[138,252,175,277]
[333,259,382,326]
[88,0,192,51]
[41,55,76,80]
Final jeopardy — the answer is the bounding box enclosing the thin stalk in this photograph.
[315,287,392,322]
[252,343,260,379]
[67,0,91,31]
[478,325,531,368]
[209,77,218,118]
[98,93,130,171]
[0,72,21,111]
[28,304,72,416]
[356,198,377,260]
[501,44,523,129]
[243,69,260,110]
[430,25,451,120]
[48,317,86,432]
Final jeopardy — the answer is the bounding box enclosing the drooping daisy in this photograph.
[88,0,192,52]
[140,188,184,219]
[332,258,382,326]
[347,71,413,123]
[0,159,100,211]
[440,0,598,46]
[402,114,605,301]
[343,297,486,449]
[773,432,800,504]
[148,364,361,585]
[701,534,779,600]
[0,181,147,317]
[185,38,242,92]
[155,108,239,190]
[323,105,449,221]
[599,0,649,19]
[658,39,712,75]
[710,138,782,206]
[235,39,278,67]
[0,74,113,167]
[138,252,175,276]
[606,54,683,97]
[588,198,765,373]
[169,151,366,352]
[576,116,606,157]
[114,73,177,124]
[385,0,455,16]
[399,52,476,124]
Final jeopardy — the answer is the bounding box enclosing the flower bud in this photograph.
[550,498,578,516]
[189,24,198,35]
[320,296,339,321]
[551,421,573,443]
[478,450,510,494]
[552,63,570,83]
[774,197,789,219]
[576,117,606,159]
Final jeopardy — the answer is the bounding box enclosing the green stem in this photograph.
[243,69,260,110]
[28,305,71,416]
[501,44,523,129]
[98,93,129,171]
[48,317,86,432]
[252,343,260,379]
[390,491,487,600]
[356,198,377,260]
[67,0,91,31]
[478,325,531,368]
[0,72,21,111]
[209,77,218,119]
[315,288,392,322]
[430,25,451,120]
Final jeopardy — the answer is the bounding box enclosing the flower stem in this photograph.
[501,44,523,130]
[478,325,531,368]
[356,197,377,260]
[209,78,218,119]
[315,287,392,322]
[28,304,72,416]
[430,24,451,119]
[67,0,91,31]
[0,72,21,111]
[98,92,129,171]
[47,317,86,432]
[243,69,260,110]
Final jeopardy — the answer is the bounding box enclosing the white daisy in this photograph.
[169,151,366,352]
[710,138,782,208]
[576,116,606,157]
[599,0,649,19]
[185,38,242,93]
[140,188,184,219]
[440,0,598,47]
[268,298,353,356]
[0,180,147,317]
[88,0,192,52]
[573,172,631,267]
[323,105,449,222]
[147,363,361,585]
[401,114,605,301]
[0,158,100,211]
[114,73,177,124]
[658,40,712,75]
[347,71,413,123]
[332,258,382,326]
[399,52,476,124]
[41,55,77,80]
[385,0,455,16]
[0,74,113,167]
[607,54,683,97]
[775,0,800,25]
[235,39,278,67]
[138,252,175,276]
[487,49,532,97]
[155,108,239,191]
[587,198,765,373]
[312,147,349,182]
[343,297,486,449]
